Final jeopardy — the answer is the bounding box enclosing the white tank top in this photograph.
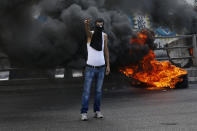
[86,31,105,66]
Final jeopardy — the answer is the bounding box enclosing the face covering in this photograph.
[90,24,104,51]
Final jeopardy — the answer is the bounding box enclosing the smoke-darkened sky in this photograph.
[0,0,196,68]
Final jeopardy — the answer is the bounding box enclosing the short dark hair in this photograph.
[95,18,104,25]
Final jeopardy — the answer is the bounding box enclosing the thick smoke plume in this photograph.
[0,0,196,69]
[105,0,197,33]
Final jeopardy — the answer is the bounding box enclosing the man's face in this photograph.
[96,22,104,27]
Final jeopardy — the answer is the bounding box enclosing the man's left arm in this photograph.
[104,34,110,75]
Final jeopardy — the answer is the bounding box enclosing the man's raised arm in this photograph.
[84,19,92,40]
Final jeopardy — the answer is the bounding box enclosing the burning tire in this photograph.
[120,72,188,89]
[175,74,188,89]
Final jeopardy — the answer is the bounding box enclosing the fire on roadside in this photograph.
[120,29,188,90]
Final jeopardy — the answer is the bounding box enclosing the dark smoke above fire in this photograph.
[0,0,196,68]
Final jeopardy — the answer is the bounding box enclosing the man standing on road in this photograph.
[80,18,110,121]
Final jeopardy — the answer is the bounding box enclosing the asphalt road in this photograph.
[0,79,197,131]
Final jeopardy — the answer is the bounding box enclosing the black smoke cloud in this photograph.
[0,0,196,69]
[0,0,132,68]
[105,0,197,33]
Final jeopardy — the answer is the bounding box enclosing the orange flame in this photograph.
[131,32,147,45]
[190,48,193,56]
[120,30,187,89]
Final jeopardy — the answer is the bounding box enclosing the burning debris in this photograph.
[120,29,188,89]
